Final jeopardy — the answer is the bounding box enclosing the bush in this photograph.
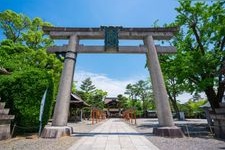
[0,68,54,132]
[179,99,207,118]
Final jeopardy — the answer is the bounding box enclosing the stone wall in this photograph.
[210,106,225,139]
[0,102,14,140]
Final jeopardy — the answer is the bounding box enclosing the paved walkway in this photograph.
[68,118,159,150]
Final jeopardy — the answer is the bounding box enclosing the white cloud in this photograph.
[177,93,192,104]
[74,70,207,103]
[177,93,206,104]
[74,70,145,97]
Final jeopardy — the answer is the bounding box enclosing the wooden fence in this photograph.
[122,108,136,125]
[91,108,106,125]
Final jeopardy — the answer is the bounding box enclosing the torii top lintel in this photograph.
[42,26,179,40]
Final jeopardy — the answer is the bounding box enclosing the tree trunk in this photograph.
[204,86,220,111]
[142,99,147,118]
[167,90,181,120]
[216,81,225,103]
[171,99,181,120]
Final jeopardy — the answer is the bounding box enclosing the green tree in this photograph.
[77,78,107,108]
[71,81,77,93]
[160,55,186,120]
[22,17,53,49]
[126,99,143,117]
[0,40,60,132]
[0,10,53,49]
[80,77,96,93]
[0,10,30,42]
[92,89,107,108]
[0,68,54,130]
[125,83,137,107]
[179,99,207,118]
[171,1,225,111]
[125,80,154,117]
[117,94,129,109]
[0,10,62,132]
[133,80,153,117]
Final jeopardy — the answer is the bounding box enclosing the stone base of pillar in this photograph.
[153,126,184,138]
[41,126,73,138]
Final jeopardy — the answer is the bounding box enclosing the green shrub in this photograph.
[0,68,54,132]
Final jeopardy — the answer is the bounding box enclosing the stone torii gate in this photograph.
[41,26,184,138]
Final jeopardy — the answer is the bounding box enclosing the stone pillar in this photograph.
[52,34,78,126]
[41,35,78,138]
[145,35,184,137]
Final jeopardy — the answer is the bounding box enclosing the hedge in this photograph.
[0,68,54,132]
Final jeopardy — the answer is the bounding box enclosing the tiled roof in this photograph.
[104,97,118,104]
[70,93,90,107]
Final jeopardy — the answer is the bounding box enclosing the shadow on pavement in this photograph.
[71,132,153,137]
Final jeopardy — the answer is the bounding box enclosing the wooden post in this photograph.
[134,110,137,125]
[96,111,97,123]
[130,112,133,124]
[91,109,94,125]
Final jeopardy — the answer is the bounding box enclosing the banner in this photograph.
[39,89,48,122]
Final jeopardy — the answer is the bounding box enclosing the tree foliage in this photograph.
[0,68,54,129]
[77,78,107,109]
[0,10,62,132]
[179,99,207,118]
[80,77,96,93]
[0,10,30,42]
[117,94,129,109]
[124,80,155,117]
[160,55,186,119]
[0,10,52,49]
[162,1,225,111]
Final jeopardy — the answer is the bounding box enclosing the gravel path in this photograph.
[0,120,104,150]
[130,118,225,150]
[148,136,225,150]
[0,136,78,150]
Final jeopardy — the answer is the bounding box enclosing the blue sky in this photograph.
[1,0,195,100]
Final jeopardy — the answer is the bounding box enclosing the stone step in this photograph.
[0,109,9,115]
[0,103,6,109]
[0,115,15,120]
[0,120,11,125]
[0,124,10,130]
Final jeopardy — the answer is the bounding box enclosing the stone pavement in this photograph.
[68,118,159,150]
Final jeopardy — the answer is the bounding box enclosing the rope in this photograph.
[14,125,39,129]
[11,124,40,137]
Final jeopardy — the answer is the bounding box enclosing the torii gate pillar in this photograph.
[145,35,174,126]
[145,35,183,137]
[41,35,78,138]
